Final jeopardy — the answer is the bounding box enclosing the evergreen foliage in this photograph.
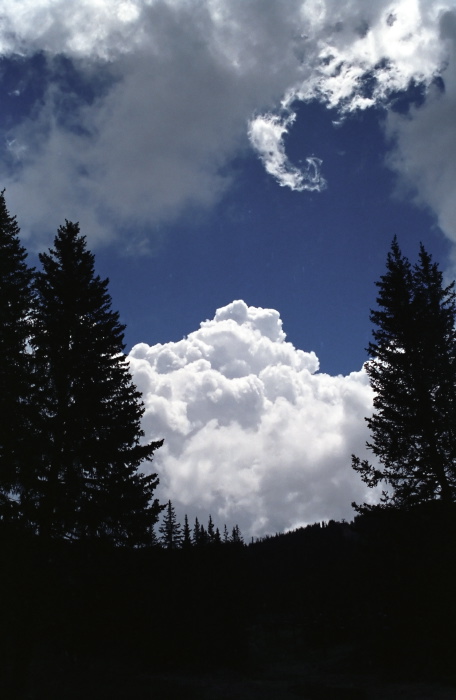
[198,524,208,545]
[0,192,35,522]
[231,524,244,544]
[192,516,199,545]
[207,514,215,543]
[214,526,221,545]
[353,238,456,510]
[159,500,183,549]
[191,517,224,547]
[182,513,192,549]
[30,221,163,544]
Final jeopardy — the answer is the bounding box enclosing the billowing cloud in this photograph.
[0,0,309,247]
[1,1,456,248]
[385,9,456,247]
[246,1,454,201]
[129,300,377,537]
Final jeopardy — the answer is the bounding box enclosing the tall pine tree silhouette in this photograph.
[182,514,192,549]
[159,500,182,549]
[32,221,163,544]
[353,238,456,510]
[0,192,35,524]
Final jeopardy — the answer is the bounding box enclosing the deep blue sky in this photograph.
[91,99,447,376]
[0,50,450,376]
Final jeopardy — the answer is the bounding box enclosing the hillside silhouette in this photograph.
[1,504,456,698]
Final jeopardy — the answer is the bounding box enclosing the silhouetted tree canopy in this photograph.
[231,524,244,544]
[182,513,192,549]
[30,221,163,544]
[159,500,182,549]
[0,191,35,523]
[353,238,456,511]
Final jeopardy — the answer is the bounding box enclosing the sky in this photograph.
[1,0,456,537]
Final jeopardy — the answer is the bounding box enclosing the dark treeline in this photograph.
[158,499,244,549]
[1,504,455,698]
[1,193,456,697]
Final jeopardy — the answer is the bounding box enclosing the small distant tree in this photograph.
[352,238,456,511]
[207,514,215,544]
[231,524,244,544]
[182,514,192,549]
[199,524,209,546]
[159,500,182,550]
[223,524,230,544]
[192,517,201,546]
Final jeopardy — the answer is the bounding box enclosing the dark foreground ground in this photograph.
[15,656,456,700]
[1,504,455,699]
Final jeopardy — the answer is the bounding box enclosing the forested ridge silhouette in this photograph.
[1,504,455,698]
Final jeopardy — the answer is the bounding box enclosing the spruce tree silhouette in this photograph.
[207,514,215,543]
[192,516,202,546]
[0,191,35,525]
[231,524,244,544]
[182,514,192,549]
[159,500,182,549]
[31,221,163,544]
[353,238,456,510]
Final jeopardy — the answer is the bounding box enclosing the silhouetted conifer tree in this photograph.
[223,524,230,543]
[198,524,208,546]
[192,517,200,546]
[159,500,182,549]
[31,221,163,544]
[0,192,35,524]
[353,239,456,510]
[207,514,215,543]
[193,516,210,546]
[182,514,192,549]
[231,524,244,544]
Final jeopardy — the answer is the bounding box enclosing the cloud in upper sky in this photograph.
[129,300,377,537]
[385,9,456,247]
[1,1,456,247]
[248,112,326,192]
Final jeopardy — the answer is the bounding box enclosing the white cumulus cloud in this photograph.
[129,300,377,537]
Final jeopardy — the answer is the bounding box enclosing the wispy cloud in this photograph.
[248,111,326,191]
[129,300,377,536]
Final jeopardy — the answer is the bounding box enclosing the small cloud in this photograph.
[248,111,326,192]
